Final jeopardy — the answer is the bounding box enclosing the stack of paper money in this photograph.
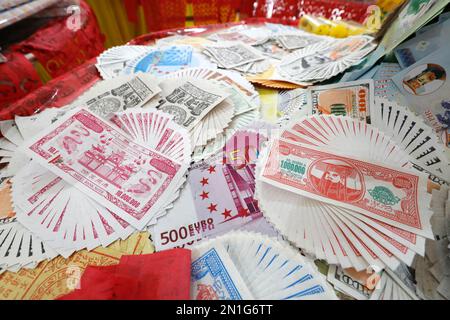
[0,105,191,270]
[275,32,328,52]
[207,27,269,46]
[156,78,233,148]
[256,114,434,272]
[95,44,215,79]
[0,180,58,273]
[326,264,419,300]
[161,68,260,161]
[203,42,271,74]
[288,78,450,185]
[190,231,336,300]
[370,97,450,185]
[276,36,375,84]
[414,186,450,300]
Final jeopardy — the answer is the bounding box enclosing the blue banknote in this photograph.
[133,45,193,72]
[191,247,247,300]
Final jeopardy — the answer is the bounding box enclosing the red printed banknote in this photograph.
[23,107,188,229]
[259,139,432,238]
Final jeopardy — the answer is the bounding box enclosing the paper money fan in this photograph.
[124,45,215,77]
[161,67,259,104]
[0,181,58,273]
[157,78,235,150]
[161,68,260,161]
[0,216,58,273]
[95,44,215,79]
[255,115,433,272]
[0,108,67,180]
[371,97,450,184]
[11,109,190,259]
[277,35,376,83]
[95,45,154,79]
[191,231,337,300]
[203,41,272,75]
[69,73,162,119]
[275,31,330,51]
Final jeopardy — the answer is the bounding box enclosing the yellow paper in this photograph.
[122,231,154,255]
[317,17,348,38]
[299,15,330,35]
[0,246,122,300]
[0,231,154,300]
[0,181,14,219]
[258,88,279,124]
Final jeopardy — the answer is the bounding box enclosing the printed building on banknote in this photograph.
[223,164,260,220]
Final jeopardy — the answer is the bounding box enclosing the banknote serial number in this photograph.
[115,190,140,208]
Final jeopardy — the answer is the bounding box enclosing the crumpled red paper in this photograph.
[0,58,100,121]
[12,0,105,78]
[0,51,42,110]
[58,248,191,300]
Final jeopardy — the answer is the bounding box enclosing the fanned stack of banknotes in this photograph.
[1,19,450,301]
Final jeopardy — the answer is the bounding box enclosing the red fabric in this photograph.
[298,0,371,23]
[249,0,371,23]
[141,0,187,32]
[58,249,191,300]
[129,21,248,45]
[254,0,300,21]
[114,249,191,300]
[191,0,240,24]
[123,0,140,23]
[0,58,100,121]
[13,0,105,78]
[239,0,257,19]
[0,52,42,110]
[58,266,118,300]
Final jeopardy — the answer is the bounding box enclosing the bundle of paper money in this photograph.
[190,231,336,300]
[203,42,272,75]
[160,68,261,161]
[327,264,419,300]
[413,186,450,299]
[257,114,433,271]
[149,127,278,251]
[95,44,216,79]
[10,107,189,259]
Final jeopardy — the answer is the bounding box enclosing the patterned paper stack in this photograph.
[4,107,190,270]
[161,68,260,160]
[203,42,271,74]
[256,115,434,271]
[95,44,216,79]
[277,35,376,84]
[190,231,337,300]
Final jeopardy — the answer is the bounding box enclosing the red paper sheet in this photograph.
[115,249,191,300]
[58,266,117,300]
[0,58,100,121]
[58,248,191,300]
[12,0,105,78]
[0,51,42,110]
